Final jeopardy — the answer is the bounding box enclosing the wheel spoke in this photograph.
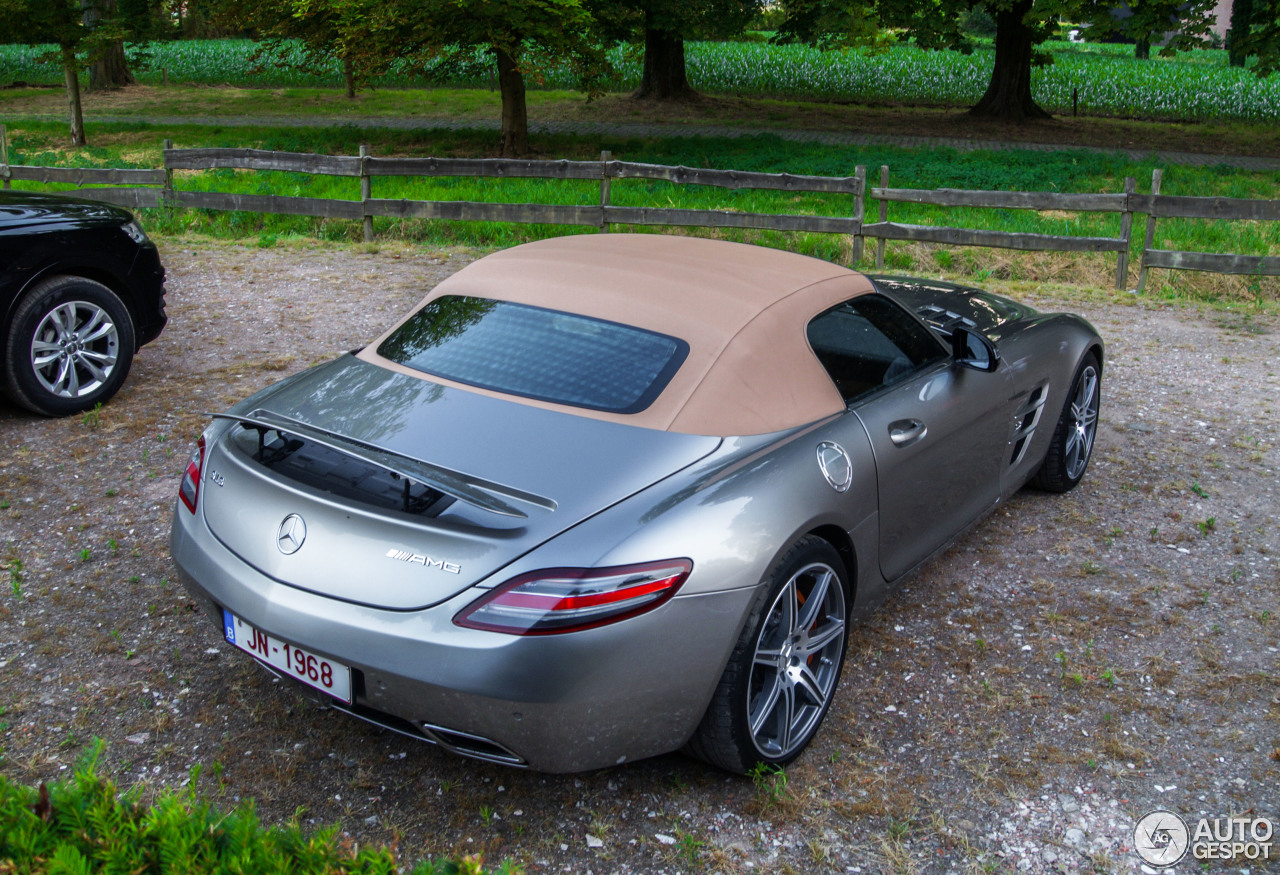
[32,349,62,368]
[64,359,81,396]
[774,683,796,754]
[1074,371,1095,410]
[1065,427,1082,458]
[80,319,115,346]
[755,596,792,662]
[48,358,73,396]
[748,672,784,737]
[79,304,104,327]
[782,579,799,636]
[802,618,845,655]
[753,646,782,669]
[77,347,116,367]
[794,662,826,707]
[1077,372,1097,407]
[795,569,833,632]
[48,305,75,341]
[74,353,110,385]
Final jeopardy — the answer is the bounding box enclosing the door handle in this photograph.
[889,419,927,448]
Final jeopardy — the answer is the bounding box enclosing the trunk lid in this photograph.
[200,355,721,610]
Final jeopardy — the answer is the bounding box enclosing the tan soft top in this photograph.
[358,234,875,436]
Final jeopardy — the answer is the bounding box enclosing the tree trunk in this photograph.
[343,56,355,99]
[83,0,134,91]
[495,46,528,157]
[1227,0,1253,67]
[632,20,696,101]
[62,45,86,146]
[89,40,136,90]
[1134,38,1150,60]
[968,0,1051,121]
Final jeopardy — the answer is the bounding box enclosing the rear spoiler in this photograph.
[210,409,557,520]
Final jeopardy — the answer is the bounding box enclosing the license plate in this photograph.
[223,609,352,703]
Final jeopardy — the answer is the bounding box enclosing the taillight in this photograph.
[178,436,206,514]
[454,559,692,635]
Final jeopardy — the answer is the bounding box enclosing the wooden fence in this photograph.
[2,128,1276,291]
[1133,168,1280,292]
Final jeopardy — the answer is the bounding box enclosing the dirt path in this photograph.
[8,106,1279,171]
[1,241,1277,873]
[4,83,1278,164]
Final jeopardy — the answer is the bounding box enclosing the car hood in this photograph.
[0,191,132,230]
[200,355,722,610]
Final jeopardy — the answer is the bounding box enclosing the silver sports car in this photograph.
[170,235,1102,774]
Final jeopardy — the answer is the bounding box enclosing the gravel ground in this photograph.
[2,241,1277,874]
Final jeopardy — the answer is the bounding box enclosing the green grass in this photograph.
[0,743,509,874]
[3,120,1277,300]
[2,37,1277,122]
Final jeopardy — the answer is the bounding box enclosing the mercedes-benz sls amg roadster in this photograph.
[170,234,1102,774]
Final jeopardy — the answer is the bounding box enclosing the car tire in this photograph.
[686,536,849,774]
[3,275,136,417]
[1031,351,1100,493]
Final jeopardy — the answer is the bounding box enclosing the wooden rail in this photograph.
[0,124,1273,292]
[867,169,1138,289]
[1135,169,1280,290]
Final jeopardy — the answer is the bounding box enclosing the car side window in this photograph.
[807,294,948,404]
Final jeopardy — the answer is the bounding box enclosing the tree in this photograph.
[0,0,163,142]
[84,0,137,90]
[781,0,1222,121]
[964,0,1057,119]
[779,0,1067,120]
[773,0,884,50]
[214,0,361,97]
[637,7,695,99]
[1233,0,1280,74]
[591,0,761,101]
[1227,0,1255,66]
[1083,0,1216,62]
[0,0,105,143]
[295,0,609,156]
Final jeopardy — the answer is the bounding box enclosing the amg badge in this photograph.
[386,548,461,574]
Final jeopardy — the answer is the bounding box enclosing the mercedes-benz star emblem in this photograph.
[276,514,307,555]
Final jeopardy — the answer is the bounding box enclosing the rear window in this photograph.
[377,296,689,414]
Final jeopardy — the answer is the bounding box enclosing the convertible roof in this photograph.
[359,234,875,435]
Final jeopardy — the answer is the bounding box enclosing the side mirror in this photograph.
[951,326,1000,372]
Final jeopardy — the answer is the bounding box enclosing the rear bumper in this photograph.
[170,503,754,773]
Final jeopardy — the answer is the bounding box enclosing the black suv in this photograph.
[1,190,167,416]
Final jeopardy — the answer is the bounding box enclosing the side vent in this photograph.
[1009,383,1049,467]
[916,303,977,337]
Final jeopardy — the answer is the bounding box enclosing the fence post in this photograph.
[162,138,174,205]
[850,165,866,267]
[599,149,612,233]
[1115,176,1136,290]
[1137,168,1162,293]
[875,165,889,270]
[0,124,9,190]
[359,144,373,243]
